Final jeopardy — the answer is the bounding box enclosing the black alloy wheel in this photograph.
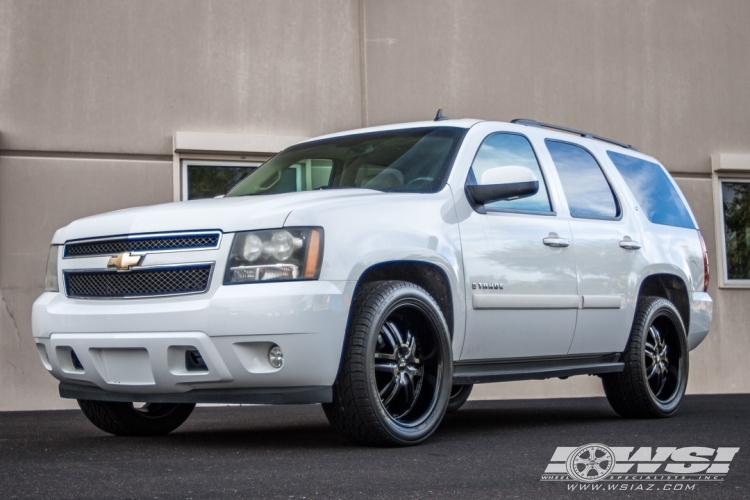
[602,296,689,418]
[323,280,453,446]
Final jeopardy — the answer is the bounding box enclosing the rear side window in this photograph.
[545,140,619,219]
[607,151,695,229]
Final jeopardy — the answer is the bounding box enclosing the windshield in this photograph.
[226,127,465,197]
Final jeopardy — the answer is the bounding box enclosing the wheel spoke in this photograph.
[380,323,398,350]
[387,321,405,345]
[647,363,658,380]
[374,352,396,361]
[653,368,666,397]
[375,361,397,372]
[381,378,401,405]
[651,326,662,345]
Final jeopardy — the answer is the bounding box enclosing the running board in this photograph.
[452,354,623,385]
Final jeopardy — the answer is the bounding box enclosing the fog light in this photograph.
[268,346,283,369]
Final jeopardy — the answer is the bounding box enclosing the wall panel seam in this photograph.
[0,150,172,162]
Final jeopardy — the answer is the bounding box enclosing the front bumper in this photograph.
[32,280,354,401]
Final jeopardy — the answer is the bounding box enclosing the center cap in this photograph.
[398,359,408,370]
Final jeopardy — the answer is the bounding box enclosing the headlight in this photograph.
[45,245,60,292]
[224,228,323,284]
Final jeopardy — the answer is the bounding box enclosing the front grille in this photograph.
[64,233,221,257]
[64,265,213,299]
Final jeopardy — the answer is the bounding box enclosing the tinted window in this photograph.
[546,140,618,219]
[468,133,552,212]
[186,164,257,200]
[607,151,695,229]
[721,181,750,280]
[227,127,464,196]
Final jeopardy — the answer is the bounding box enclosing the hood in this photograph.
[53,189,381,243]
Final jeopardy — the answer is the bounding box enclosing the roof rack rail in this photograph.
[511,118,637,151]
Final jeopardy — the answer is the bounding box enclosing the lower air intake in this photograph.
[64,265,212,299]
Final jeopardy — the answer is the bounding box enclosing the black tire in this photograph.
[78,400,195,436]
[446,384,473,413]
[322,280,453,446]
[602,296,689,418]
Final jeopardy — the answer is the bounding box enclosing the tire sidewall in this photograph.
[364,285,453,443]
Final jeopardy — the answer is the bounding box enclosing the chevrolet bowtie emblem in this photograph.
[107,252,142,271]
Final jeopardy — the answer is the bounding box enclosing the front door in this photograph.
[457,132,579,361]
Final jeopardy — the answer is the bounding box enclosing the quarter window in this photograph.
[607,151,695,229]
[720,180,750,281]
[546,140,619,219]
[468,133,552,213]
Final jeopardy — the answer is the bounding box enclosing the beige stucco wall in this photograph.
[0,0,748,409]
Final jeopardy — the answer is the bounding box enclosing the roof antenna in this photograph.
[434,109,449,121]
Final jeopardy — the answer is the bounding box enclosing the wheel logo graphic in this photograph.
[566,444,616,482]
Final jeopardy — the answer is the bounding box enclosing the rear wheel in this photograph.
[446,384,473,413]
[602,296,689,418]
[78,400,195,436]
[323,280,453,446]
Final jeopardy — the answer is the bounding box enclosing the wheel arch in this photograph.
[353,260,455,339]
[637,273,690,334]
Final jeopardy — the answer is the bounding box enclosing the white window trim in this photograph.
[180,159,261,201]
[711,154,750,288]
[172,132,309,201]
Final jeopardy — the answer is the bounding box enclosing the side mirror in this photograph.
[467,166,539,205]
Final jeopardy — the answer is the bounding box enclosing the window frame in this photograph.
[465,132,557,216]
[180,159,262,201]
[544,139,622,222]
[716,177,750,288]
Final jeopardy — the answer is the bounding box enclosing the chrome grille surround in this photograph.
[64,232,222,258]
[63,264,214,299]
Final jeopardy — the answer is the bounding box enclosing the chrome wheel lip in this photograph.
[372,299,444,429]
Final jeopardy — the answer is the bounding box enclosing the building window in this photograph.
[181,160,260,200]
[720,180,750,283]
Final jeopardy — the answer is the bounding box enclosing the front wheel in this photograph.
[602,296,689,418]
[323,280,453,446]
[78,400,195,436]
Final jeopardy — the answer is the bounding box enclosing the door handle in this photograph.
[543,237,570,248]
[619,239,641,250]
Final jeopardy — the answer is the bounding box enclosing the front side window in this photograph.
[467,133,552,213]
[607,151,695,229]
[226,127,465,196]
[546,140,619,219]
[721,181,750,281]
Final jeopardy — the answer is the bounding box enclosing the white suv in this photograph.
[33,117,712,446]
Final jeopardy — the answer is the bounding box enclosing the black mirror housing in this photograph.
[467,180,539,205]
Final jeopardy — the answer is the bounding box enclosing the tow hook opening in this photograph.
[185,349,208,372]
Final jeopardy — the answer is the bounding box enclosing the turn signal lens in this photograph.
[45,245,60,292]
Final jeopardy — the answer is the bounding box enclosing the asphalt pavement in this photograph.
[0,394,747,499]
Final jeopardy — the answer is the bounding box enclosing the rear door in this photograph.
[456,132,579,360]
[542,139,644,355]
